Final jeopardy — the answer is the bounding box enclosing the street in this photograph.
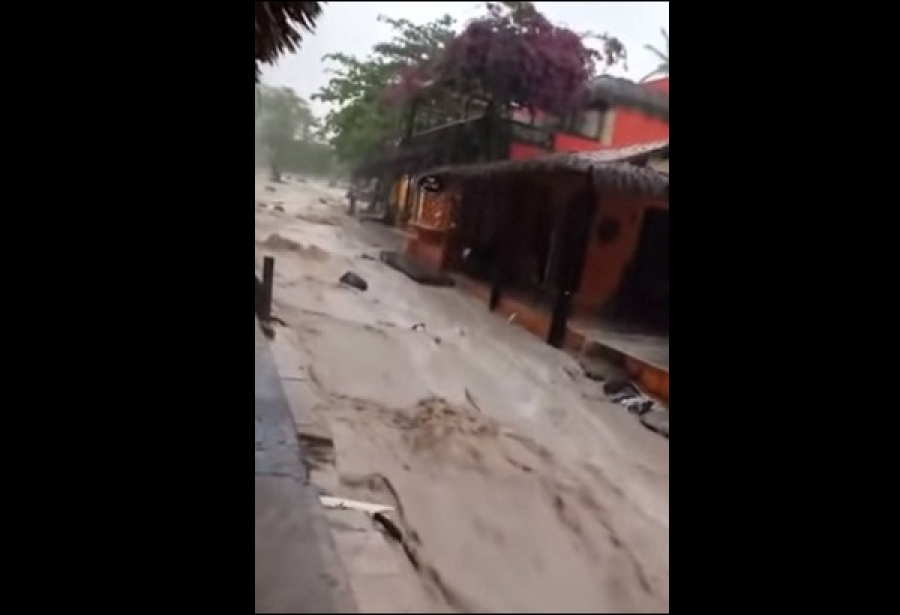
[255,172,669,613]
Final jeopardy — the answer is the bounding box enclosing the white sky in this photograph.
[261,1,669,118]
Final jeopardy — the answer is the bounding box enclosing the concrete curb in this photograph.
[255,319,357,613]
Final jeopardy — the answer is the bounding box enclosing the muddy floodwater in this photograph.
[255,172,669,613]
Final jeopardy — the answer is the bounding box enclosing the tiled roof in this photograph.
[585,76,669,123]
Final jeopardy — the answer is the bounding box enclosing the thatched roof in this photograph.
[420,146,670,200]
[255,2,323,82]
[585,76,669,123]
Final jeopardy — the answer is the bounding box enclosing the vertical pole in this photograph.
[546,172,597,348]
[488,182,512,312]
[547,290,573,348]
[261,256,275,322]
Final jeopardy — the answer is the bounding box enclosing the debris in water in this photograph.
[640,408,669,438]
[260,321,275,339]
[274,205,285,212]
[465,388,483,413]
[319,496,394,515]
[507,313,518,324]
[339,271,368,291]
[562,365,580,381]
[264,185,276,192]
[411,323,426,332]
[603,379,635,397]
[380,251,455,287]
[623,398,654,416]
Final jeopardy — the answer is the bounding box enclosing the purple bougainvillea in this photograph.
[390,2,626,115]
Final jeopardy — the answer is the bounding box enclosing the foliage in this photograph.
[255,2,324,82]
[256,84,342,177]
[394,2,626,116]
[258,85,316,149]
[314,3,626,168]
[313,14,459,165]
[642,27,669,82]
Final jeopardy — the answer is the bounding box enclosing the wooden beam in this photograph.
[547,173,597,348]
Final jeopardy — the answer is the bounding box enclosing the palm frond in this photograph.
[644,44,668,63]
[255,2,324,82]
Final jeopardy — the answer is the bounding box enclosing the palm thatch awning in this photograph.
[420,143,670,200]
[353,141,480,178]
[255,2,323,82]
[585,76,669,124]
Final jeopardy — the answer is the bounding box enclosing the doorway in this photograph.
[612,207,669,333]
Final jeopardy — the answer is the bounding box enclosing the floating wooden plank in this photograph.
[319,496,394,515]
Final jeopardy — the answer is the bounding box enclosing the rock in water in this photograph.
[640,408,669,438]
[339,271,368,291]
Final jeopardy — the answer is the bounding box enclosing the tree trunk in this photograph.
[269,156,282,183]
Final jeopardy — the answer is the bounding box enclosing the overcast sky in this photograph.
[261,1,669,117]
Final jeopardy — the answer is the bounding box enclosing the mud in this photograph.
[255,171,669,613]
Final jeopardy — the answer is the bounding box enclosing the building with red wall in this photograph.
[605,77,668,148]
[507,76,668,161]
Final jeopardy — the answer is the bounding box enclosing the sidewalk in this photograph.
[255,319,356,614]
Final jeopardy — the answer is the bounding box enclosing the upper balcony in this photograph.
[353,100,612,177]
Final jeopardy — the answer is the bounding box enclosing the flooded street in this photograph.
[255,172,669,613]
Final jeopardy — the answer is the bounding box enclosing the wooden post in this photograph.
[546,173,597,348]
[489,181,514,312]
[547,290,573,348]
[261,256,275,322]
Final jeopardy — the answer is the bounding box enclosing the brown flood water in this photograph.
[255,173,669,613]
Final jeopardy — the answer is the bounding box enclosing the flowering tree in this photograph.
[393,2,626,119]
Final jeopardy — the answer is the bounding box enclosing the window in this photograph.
[573,110,603,140]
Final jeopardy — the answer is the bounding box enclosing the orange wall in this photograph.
[509,142,550,160]
[608,77,669,147]
[553,132,604,153]
[575,196,668,312]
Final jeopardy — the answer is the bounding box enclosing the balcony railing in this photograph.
[403,116,554,161]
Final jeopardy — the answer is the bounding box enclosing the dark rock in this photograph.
[339,271,368,291]
[640,409,669,438]
[624,399,654,416]
[603,379,635,397]
[274,205,285,212]
[580,356,628,382]
[610,389,640,404]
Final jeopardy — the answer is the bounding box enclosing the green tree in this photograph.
[641,27,669,82]
[256,85,316,180]
[313,14,458,166]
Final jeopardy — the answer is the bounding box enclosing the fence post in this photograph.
[261,256,275,322]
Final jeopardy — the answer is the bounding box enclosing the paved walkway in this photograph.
[255,320,356,613]
[571,319,669,371]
